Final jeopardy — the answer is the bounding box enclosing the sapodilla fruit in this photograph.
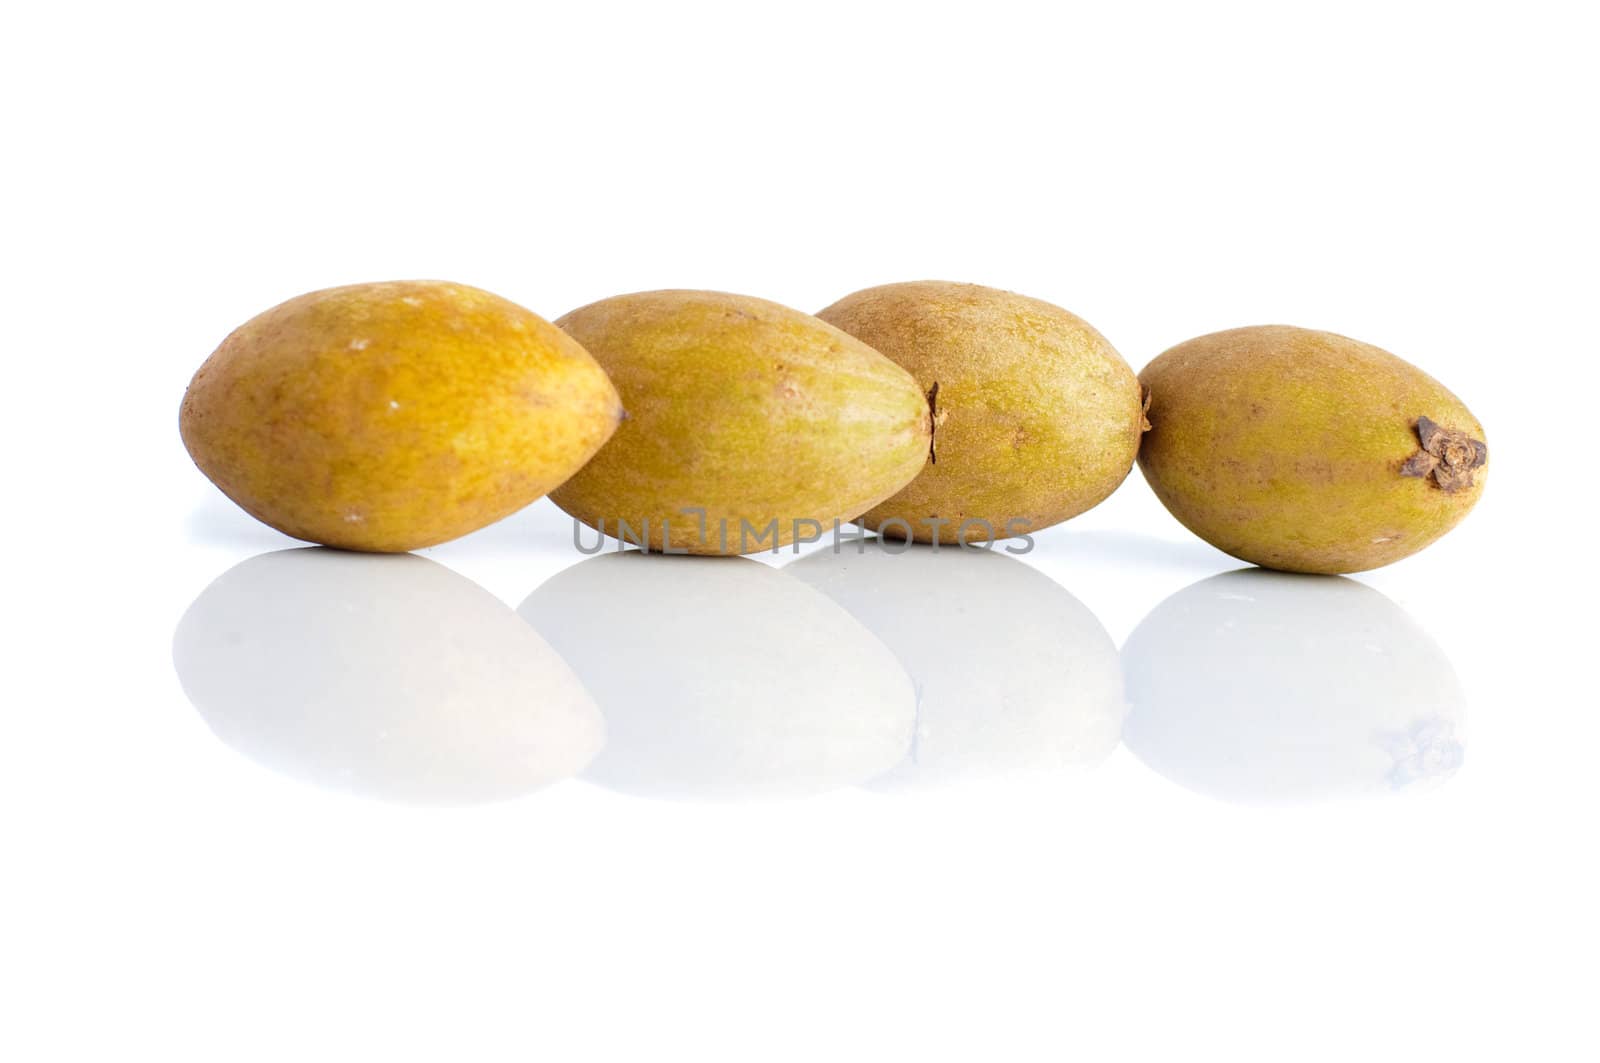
[817,281,1146,545]
[550,290,932,554]
[1137,325,1487,573]
[180,280,622,552]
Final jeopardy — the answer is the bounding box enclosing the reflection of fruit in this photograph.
[173,549,604,805]
[519,552,915,800]
[1121,569,1466,805]
[550,290,931,554]
[1137,325,1487,573]
[180,280,622,552]
[817,281,1144,543]
[790,542,1123,789]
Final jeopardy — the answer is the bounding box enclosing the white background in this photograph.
[4,2,1597,1060]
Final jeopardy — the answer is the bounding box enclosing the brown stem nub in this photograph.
[1401,415,1487,493]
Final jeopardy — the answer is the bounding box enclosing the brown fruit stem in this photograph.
[926,382,943,465]
[1399,415,1487,493]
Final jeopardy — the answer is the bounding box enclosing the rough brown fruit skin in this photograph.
[180,280,623,552]
[817,281,1144,544]
[1137,325,1488,574]
[550,290,932,554]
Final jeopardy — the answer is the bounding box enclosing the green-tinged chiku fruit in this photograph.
[817,281,1146,544]
[1138,325,1488,574]
[551,290,931,554]
[180,280,623,552]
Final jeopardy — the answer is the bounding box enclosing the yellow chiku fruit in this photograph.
[180,280,623,552]
[818,281,1146,544]
[551,290,932,554]
[1137,325,1487,574]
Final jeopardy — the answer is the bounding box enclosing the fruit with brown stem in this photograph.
[1136,325,1487,573]
[817,281,1146,544]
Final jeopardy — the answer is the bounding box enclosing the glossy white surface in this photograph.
[6,3,1596,1061]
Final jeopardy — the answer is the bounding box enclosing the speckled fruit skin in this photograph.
[180,280,623,552]
[1137,326,1488,574]
[817,281,1144,544]
[550,290,932,555]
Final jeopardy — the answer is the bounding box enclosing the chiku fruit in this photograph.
[551,290,932,554]
[180,280,622,552]
[1137,325,1487,573]
[817,280,1147,544]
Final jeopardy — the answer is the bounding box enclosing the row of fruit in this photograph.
[180,279,1487,573]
